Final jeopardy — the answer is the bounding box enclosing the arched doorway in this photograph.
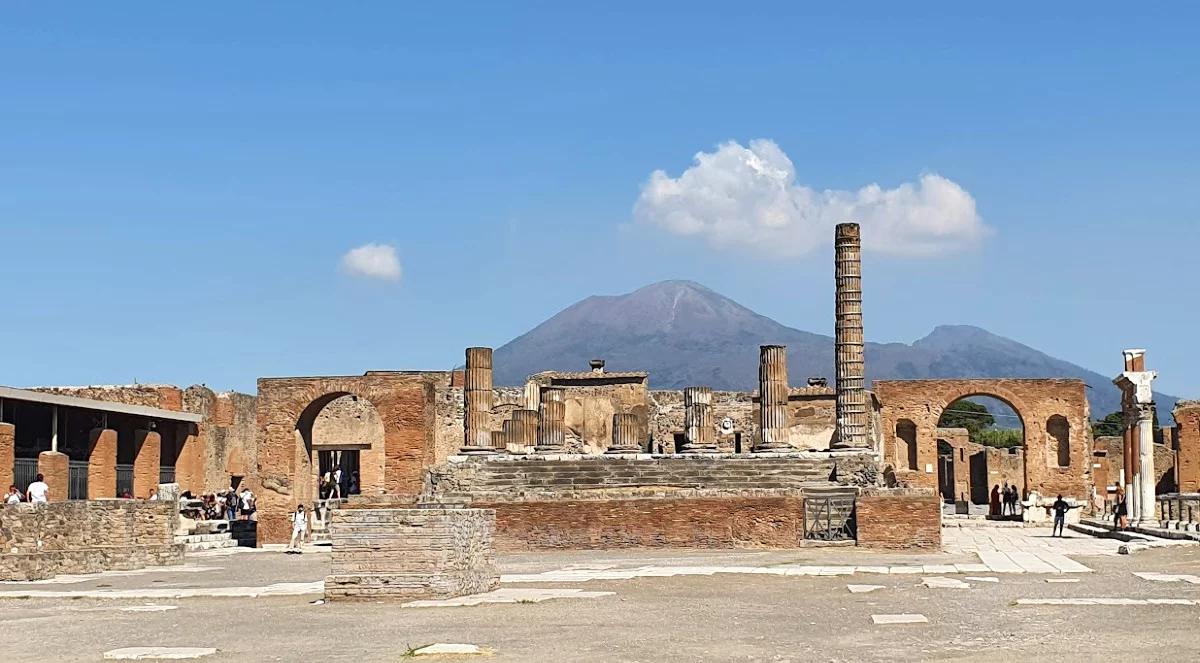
[295,393,386,505]
[936,395,1026,516]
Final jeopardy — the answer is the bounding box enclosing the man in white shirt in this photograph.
[332,467,343,499]
[26,473,50,504]
[239,487,255,520]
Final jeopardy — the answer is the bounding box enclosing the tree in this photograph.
[1092,411,1125,438]
[938,400,995,437]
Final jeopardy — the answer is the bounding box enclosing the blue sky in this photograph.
[2,3,1198,397]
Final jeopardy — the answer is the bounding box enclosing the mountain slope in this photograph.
[492,280,1175,419]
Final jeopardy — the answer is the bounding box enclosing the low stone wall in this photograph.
[0,500,183,581]
[855,489,941,551]
[325,507,499,601]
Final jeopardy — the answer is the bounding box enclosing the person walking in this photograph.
[1051,494,1081,537]
[286,504,308,554]
[238,485,255,521]
[1114,488,1129,531]
[26,473,50,504]
[1000,482,1011,515]
[6,484,21,504]
[989,484,1001,517]
[331,466,343,500]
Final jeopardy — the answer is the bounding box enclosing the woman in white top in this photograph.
[5,485,21,504]
[287,505,308,554]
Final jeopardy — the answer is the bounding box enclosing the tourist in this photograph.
[1050,494,1081,537]
[26,473,50,504]
[332,466,343,500]
[148,488,158,501]
[226,486,239,521]
[6,484,21,504]
[320,469,333,500]
[349,470,360,495]
[239,485,255,520]
[989,484,1001,517]
[286,504,308,554]
[1000,481,1010,515]
[1114,488,1129,531]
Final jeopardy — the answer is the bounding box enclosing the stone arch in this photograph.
[1048,414,1070,468]
[295,391,387,502]
[931,389,1029,497]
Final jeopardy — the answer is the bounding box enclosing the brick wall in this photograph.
[0,500,183,581]
[0,423,13,490]
[855,489,941,551]
[37,451,68,502]
[1175,402,1200,494]
[325,507,499,601]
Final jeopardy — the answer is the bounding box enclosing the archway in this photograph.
[295,392,386,504]
[936,395,1026,516]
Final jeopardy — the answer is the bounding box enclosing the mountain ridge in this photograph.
[492,280,1176,420]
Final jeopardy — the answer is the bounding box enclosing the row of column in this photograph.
[0,422,164,501]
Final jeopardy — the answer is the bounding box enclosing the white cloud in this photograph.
[633,139,989,258]
[341,243,402,281]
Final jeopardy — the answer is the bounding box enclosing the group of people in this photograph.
[191,484,256,521]
[1111,486,1130,530]
[5,474,51,504]
[319,467,360,500]
[988,481,1022,516]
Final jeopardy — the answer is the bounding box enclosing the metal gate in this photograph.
[803,494,857,542]
[68,460,88,500]
[14,458,38,491]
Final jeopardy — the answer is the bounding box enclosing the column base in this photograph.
[678,445,720,454]
[533,446,565,454]
[605,446,642,455]
[458,447,502,456]
[752,443,792,453]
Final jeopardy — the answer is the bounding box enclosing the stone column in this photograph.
[0,423,13,491]
[461,347,497,455]
[606,413,641,454]
[833,222,869,448]
[87,428,117,499]
[491,430,509,453]
[535,389,566,453]
[1137,404,1158,525]
[37,450,68,502]
[132,429,161,500]
[173,424,205,495]
[1131,421,1142,524]
[512,410,539,449]
[681,387,717,453]
[1122,422,1135,518]
[755,345,791,452]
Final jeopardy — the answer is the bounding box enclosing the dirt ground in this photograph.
[2,539,1199,662]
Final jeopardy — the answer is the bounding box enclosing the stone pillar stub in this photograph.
[607,413,642,454]
[511,410,539,449]
[755,345,791,452]
[535,389,567,453]
[37,450,69,502]
[491,430,509,452]
[461,347,498,455]
[133,429,161,500]
[833,222,869,449]
[0,423,13,491]
[87,427,117,499]
[681,387,718,453]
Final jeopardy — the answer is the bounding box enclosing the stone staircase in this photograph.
[175,532,238,552]
[429,454,872,502]
[1072,517,1200,544]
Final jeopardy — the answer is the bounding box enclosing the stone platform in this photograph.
[324,506,499,601]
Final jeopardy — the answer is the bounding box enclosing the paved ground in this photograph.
[2,528,1198,661]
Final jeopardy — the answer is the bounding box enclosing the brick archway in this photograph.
[875,379,1091,501]
[255,372,441,544]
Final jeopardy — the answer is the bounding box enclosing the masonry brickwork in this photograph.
[1093,435,1175,495]
[87,428,117,499]
[324,507,499,601]
[0,500,182,581]
[1174,401,1200,494]
[37,451,68,502]
[875,379,1091,500]
[0,423,13,491]
[132,430,160,499]
[855,489,941,550]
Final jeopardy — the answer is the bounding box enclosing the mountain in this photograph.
[492,280,1177,421]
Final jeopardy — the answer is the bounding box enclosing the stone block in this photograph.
[325,507,499,601]
[37,451,69,502]
[87,428,117,499]
[132,430,161,500]
[856,489,941,550]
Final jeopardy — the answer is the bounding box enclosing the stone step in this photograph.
[1069,521,1153,543]
[184,538,239,552]
[175,533,234,544]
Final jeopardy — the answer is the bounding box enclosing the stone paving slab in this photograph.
[402,587,614,608]
[103,647,217,660]
[0,581,324,600]
[1016,598,1200,606]
[871,614,928,624]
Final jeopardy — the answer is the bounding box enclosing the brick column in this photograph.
[174,425,205,495]
[461,347,497,454]
[606,413,641,454]
[87,428,117,499]
[0,423,13,491]
[755,345,791,452]
[133,429,161,499]
[681,387,717,453]
[1175,403,1200,493]
[37,450,69,502]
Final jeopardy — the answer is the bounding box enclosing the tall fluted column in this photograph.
[1137,404,1158,525]
[461,347,497,454]
[606,413,641,454]
[755,344,791,452]
[535,389,566,453]
[681,387,717,453]
[834,223,869,448]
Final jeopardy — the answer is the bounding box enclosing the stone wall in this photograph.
[876,379,1091,500]
[325,507,499,601]
[648,388,840,454]
[182,387,258,493]
[1093,435,1176,494]
[855,489,941,551]
[0,500,183,581]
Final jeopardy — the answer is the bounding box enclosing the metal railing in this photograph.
[14,458,38,492]
[116,464,134,497]
[68,460,88,500]
[159,466,175,484]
